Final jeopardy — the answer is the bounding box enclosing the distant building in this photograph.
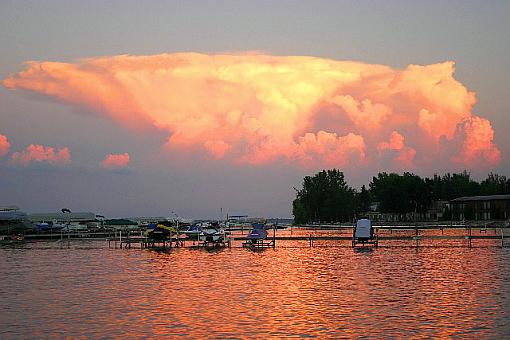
[103,218,139,231]
[366,200,450,222]
[0,206,32,234]
[450,195,510,221]
[425,200,450,221]
[363,200,450,222]
[28,212,99,231]
[28,212,97,223]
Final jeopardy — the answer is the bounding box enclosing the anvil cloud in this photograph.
[3,53,501,170]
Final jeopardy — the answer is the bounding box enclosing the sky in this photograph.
[0,1,509,219]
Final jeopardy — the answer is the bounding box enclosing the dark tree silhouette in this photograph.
[292,169,355,224]
[292,170,510,224]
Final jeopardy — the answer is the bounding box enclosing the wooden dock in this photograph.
[234,226,509,248]
[107,231,232,250]
[101,227,510,249]
[11,225,509,249]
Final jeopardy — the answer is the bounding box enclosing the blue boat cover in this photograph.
[247,223,267,240]
[252,223,265,230]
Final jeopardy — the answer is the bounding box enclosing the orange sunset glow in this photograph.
[2,2,510,339]
[3,53,500,170]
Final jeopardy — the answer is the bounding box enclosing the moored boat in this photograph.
[246,222,268,241]
[200,221,226,243]
[182,223,203,238]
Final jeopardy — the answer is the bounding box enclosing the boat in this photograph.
[60,223,90,233]
[34,221,67,232]
[246,222,268,242]
[146,223,176,241]
[352,218,378,247]
[182,223,203,238]
[199,221,227,247]
[242,221,275,249]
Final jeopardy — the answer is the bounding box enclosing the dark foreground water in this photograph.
[1,233,510,338]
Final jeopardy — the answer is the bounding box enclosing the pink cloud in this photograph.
[3,53,501,170]
[292,131,366,168]
[10,144,71,166]
[0,133,10,157]
[453,116,501,167]
[377,131,416,168]
[204,140,231,159]
[101,153,130,169]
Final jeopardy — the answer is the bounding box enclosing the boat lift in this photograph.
[352,219,378,248]
[242,222,276,250]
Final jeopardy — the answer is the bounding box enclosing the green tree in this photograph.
[292,169,355,224]
[440,171,480,199]
[355,185,372,217]
[480,173,509,195]
[369,172,431,220]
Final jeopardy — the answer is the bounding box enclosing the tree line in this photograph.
[292,170,510,224]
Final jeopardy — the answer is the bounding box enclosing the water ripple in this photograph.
[1,238,510,338]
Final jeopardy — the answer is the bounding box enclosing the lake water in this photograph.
[1,230,510,338]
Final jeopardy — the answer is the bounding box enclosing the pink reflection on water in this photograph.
[0,234,508,338]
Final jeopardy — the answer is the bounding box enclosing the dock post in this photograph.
[273,225,276,248]
[415,227,419,248]
[309,234,313,247]
[468,226,472,248]
[501,228,504,248]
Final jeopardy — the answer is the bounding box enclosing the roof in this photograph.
[28,212,96,222]
[451,194,510,202]
[0,206,20,212]
[0,211,27,221]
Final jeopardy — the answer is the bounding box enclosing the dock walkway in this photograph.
[9,225,510,249]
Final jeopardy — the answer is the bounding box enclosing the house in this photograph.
[450,195,510,221]
[366,200,450,222]
[425,200,450,221]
